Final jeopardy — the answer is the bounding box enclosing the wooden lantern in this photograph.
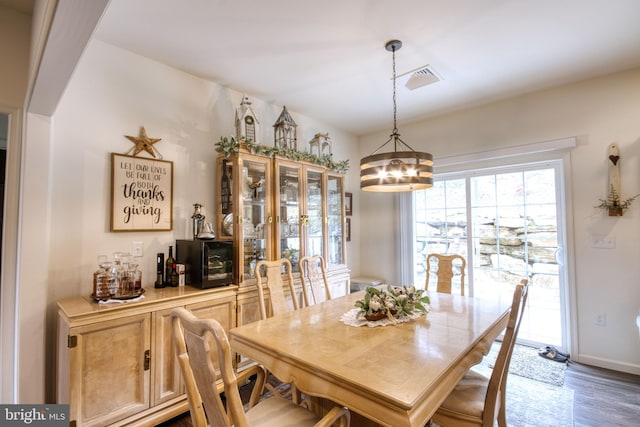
[273,105,297,150]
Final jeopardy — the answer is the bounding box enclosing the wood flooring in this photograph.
[564,362,640,427]
[158,362,640,427]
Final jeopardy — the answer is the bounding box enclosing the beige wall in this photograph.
[20,38,358,402]
[0,5,30,107]
[358,67,640,373]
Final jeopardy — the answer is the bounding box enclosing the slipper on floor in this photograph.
[538,346,570,363]
[540,345,570,358]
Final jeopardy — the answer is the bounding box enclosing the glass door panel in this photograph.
[326,174,344,266]
[276,161,301,272]
[413,179,468,294]
[471,168,561,346]
[305,168,324,259]
[412,165,566,348]
[240,157,270,280]
[217,157,234,240]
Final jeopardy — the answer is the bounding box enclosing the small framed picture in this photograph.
[346,217,351,242]
[345,192,353,216]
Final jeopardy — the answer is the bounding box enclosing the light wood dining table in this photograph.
[230,290,511,427]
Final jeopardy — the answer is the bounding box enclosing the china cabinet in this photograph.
[56,286,236,426]
[215,146,350,333]
[216,147,349,281]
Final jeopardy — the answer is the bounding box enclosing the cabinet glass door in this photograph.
[305,168,324,260]
[326,174,344,265]
[217,157,234,240]
[240,156,270,280]
[276,161,301,272]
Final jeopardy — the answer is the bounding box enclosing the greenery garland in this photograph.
[215,136,349,173]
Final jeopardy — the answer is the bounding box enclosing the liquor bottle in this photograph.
[165,246,176,287]
[130,257,142,291]
[170,262,179,287]
[93,255,112,300]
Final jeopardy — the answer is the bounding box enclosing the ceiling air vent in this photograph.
[396,65,441,90]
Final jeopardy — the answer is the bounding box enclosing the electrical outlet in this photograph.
[595,312,606,327]
[132,241,144,257]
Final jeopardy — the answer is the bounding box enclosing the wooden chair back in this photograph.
[255,258,297,320]
[171,307,266,427]
[171,308,351,427]
[483,278,529,425]
[432,278,529,427]
[299,255,331,305]
[425,253,466,295]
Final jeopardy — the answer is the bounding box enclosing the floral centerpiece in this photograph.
[354,285,430,322]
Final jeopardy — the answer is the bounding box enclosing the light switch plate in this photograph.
[591,235,615,249]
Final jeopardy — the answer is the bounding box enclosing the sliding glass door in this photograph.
[412,161,568,348]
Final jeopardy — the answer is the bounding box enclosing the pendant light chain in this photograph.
[391,43,399,151]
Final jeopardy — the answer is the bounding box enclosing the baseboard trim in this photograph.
[576,354,640,375]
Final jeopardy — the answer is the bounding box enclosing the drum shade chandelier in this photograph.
[360,40,433,192]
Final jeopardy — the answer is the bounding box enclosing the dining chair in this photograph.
[298,255,331,306]
[254,258,301,400]
[171,307,351,427]
[425,253,467,295]
[430,278,529,427]
[254,258,298,320]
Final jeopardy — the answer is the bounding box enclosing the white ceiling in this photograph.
[93,0,640,136]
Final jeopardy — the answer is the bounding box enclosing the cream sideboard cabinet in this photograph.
[56,285,237,427]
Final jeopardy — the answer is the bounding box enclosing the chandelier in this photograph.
[360,40,433,192]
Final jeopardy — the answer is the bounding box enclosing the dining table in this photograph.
[230,290,512,427]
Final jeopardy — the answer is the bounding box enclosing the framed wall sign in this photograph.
[345,192,353,216]
[111,153,173,231]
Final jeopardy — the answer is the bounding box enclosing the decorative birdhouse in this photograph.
[309,132,332,158]
[273,105,297,150]
[235,95,260,144]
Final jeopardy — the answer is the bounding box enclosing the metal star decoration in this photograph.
[125,127,162,158]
